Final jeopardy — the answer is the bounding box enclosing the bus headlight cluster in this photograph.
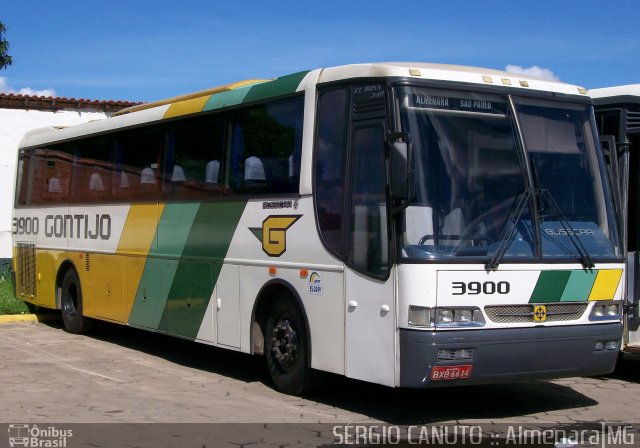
[589,301,622,321]
[436,308,485,327]
[408,306,485,328]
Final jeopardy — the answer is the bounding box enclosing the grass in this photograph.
[0,266,29,315]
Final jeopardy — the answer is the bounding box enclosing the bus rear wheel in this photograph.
[60,269,91,334]
[265,298,313,395]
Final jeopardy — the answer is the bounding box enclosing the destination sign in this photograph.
[408,94,507,114]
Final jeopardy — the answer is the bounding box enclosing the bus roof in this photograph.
[590,85,640,106]
[19,62,589,149]
[317,62,587,95]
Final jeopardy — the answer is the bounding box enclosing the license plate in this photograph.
[431,365,473,381]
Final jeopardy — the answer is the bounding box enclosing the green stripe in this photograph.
[529,270,571,303]
[203,71,309,112]
[241,71,309,104]
[204,87,252,111]
[128,203,201,330]
[159,201,247,338]
[560,270,598,302]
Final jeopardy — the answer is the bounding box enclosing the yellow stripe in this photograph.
[117,204,163,255]
[164,95,212,119]
[162,79,270,119]
[116,78,270,117]
[35,249,61,308]
[112,204,165,321]
[588,269,623,301]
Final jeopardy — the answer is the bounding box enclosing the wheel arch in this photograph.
[250,278,311,362]
[55,259,78,310]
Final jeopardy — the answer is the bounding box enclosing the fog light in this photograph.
[437,349,455,360]
[606,340,619,351]
[594,341,604,351]
[437,348,475,361]
[409,306,431,327]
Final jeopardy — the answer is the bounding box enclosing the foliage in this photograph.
[0,268,29,315]
[0,21,13,70]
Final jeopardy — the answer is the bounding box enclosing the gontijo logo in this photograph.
[249,215,302,257]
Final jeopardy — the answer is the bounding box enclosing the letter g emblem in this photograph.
[261,215,301,257]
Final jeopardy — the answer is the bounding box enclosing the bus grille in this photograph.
[15,243,36,298]
[484,303,588,323]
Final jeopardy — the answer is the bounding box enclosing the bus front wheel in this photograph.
[265,298,313,395]
[60,269,91,334]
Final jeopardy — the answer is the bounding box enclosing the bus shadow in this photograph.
[305,375,597,424]
[40,318,598,424]
[42,318,270,385]
[606,353,640,384]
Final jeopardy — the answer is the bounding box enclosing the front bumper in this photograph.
[399,323,622,388]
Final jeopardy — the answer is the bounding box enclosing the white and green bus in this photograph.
[12,63,624,395]
[592,85,640,354]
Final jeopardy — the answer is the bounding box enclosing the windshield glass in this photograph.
[396,86,621,262]
[514,97,621,259]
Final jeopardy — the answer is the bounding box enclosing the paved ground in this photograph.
[1,320,639,446]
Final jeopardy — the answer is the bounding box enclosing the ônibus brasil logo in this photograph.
[8,424,73,448]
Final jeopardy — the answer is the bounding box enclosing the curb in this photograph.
[0,314,38,323]
[0,314,57,324]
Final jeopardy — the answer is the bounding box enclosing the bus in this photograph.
[12,63,624,395]
[591,85,640,354]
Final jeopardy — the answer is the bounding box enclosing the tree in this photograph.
[0,22,12,70]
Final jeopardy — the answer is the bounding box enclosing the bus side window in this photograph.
[40,145,73,203]
[71,136,114,203]
[228,97,303,194]
[164,114,225,199]
[115,126,163,200]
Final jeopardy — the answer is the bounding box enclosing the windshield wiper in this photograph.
[485,189,532,270]
[537,188,595,269]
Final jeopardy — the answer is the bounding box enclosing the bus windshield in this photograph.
[397,87,621,262]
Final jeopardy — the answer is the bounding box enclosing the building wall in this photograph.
[0,108,110,262]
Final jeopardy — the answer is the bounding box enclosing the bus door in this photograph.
[598,110,640,350]
[344,119,396,386]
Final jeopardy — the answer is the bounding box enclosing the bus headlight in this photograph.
[408,306,431,327]
[606,303,621,316]
[589,301,622,321]
[408,306,486,328]
[436,307,485,327]
[438,309,455,323]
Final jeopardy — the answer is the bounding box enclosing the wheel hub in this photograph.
[271,318,298,369]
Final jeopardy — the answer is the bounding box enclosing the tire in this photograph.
[265,298,314,395]
[60,269,91,334]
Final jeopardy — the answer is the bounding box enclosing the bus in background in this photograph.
[592,85,640,354]
[12,63,624,395]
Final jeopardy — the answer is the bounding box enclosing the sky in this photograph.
[1,1,639,103]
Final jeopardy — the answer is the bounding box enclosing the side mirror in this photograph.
[390,140,414,200]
